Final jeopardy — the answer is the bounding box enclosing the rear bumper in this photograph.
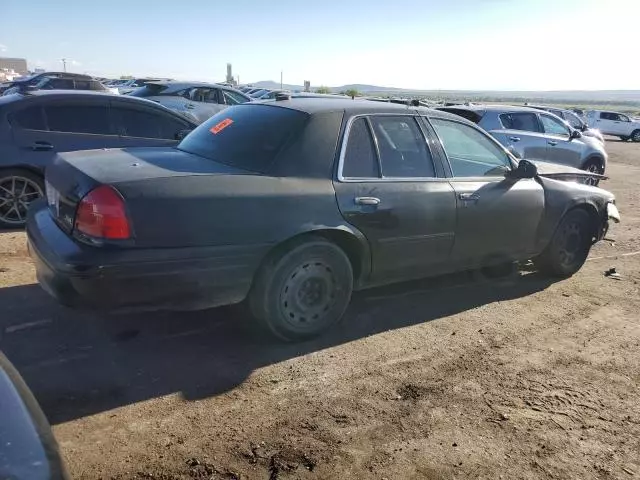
[26,203,268,312]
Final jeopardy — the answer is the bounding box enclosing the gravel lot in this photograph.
[1,139,639,479]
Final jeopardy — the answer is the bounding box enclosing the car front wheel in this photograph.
[582,159,603,186]
[0,169,45,229]
[631,130,640,142]
[534,209,594,277]
[249,236,353,341]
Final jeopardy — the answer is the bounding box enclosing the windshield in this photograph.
[178,104,308,173]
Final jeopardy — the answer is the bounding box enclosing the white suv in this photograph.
[586,110,640,142]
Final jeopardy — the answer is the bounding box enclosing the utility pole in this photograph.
[61,58,67,72]
[280,70,283,90]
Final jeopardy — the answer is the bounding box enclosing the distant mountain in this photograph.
[248,81,640,105]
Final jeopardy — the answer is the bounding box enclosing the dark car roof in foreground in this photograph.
[249,97,465,121]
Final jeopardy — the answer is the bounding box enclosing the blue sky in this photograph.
[1,0,638,90]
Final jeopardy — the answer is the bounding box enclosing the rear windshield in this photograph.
[178,104,308,173]
[128,84,170,97]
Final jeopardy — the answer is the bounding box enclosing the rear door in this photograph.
[538,112,582,167]
[10,99,120,171]
[110,102,192,147]
[333,115,456,283]
[497,112,549,161]
[428,117,544,267]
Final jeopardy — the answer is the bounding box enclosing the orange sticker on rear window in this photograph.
[210,118,234,134]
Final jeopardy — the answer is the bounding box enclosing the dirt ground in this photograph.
[1,139,639,480]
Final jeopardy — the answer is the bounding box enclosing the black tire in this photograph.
[0,168,45,229]
[631,130,640,142]
[534,209,594,278]
[581,158,603,186]
[248,236,353,341]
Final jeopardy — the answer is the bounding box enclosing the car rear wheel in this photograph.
[581,159,603,186]
[534,209,594,277]
[0,169,44,229]
[248,236,353,341]
[631,130,640,142]
[619,136,629,142]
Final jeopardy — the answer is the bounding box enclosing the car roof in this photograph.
[247,97,466,120]
[443,104,545,114]
[0,90,196,123]
[147,80,244,92]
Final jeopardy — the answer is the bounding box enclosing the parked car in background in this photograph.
[248,88,270,98]
[0,90,196,227]
[526,104,605,144]
[585,110,640,142]
[28,99,618,342]
[1,73,101,96]
[438,105,608,180]
[117,78,167,95]
[129,81,251,123]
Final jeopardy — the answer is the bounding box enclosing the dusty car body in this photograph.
[0,351,69,479]
[27,99,619,341]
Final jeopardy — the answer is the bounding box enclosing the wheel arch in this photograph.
[580,154,605,172]
[0,164,45,179]
[256,226,371,289]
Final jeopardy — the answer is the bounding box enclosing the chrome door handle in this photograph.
[458,193,479,202]
[548,141,558,146]
[355,196,380,206]
[509,136,521,142]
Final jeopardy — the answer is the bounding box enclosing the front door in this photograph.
[428,117,545,267]
[538,113,582,168]
[333,115,456,283]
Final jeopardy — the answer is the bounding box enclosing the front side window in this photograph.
[430,118,511,177]
[499,112,540,132]
[342,118,379,178]
[369,116,435,178]
[222,90,249,105]
[618,114,630,122]
[601,112,614,120]
[539,114,570,136]
[564,111,584,129]
[44,105,110,134]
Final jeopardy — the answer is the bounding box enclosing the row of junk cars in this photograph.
[0,71,636,229]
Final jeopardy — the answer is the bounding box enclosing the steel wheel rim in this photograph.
[0,176,43,225]
[279,260,338,331]
[556,222,583,268]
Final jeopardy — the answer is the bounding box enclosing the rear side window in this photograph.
[370,116,435,178]
[44,78,74,89]
[342,118,379,178]
[178,105,308,173]
[112,107,190,139]
[44,105,111,134]
[10,106,46,130]
[499,112,540,132]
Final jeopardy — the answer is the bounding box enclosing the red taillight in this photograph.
[75,186,131,240]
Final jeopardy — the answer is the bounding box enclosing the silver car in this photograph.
[438,105,607,177]
[526,104,605,144]
[129,81,251,123]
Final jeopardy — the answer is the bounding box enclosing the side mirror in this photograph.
[506,159,538,180]
[175,129,192,141]
[570,129,582,140]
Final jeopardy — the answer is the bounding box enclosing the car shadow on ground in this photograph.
[0,270,557,425]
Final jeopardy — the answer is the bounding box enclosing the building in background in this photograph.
[225,63,237,86]
[0,57,28,76]
[304,80,311,92]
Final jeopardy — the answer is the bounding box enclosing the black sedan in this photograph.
[27,99,620,341]
[0,90,196,228]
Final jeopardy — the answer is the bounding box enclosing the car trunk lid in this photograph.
[45,147,247,235]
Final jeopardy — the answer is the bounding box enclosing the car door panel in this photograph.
[332,115,456,284]
[334,180,456,281]
[538,113,583,167]
[495,128,548,161]
[428,117,546,267]
[448,178,544,265]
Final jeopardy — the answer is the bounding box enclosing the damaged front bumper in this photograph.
[597,202,621,242]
